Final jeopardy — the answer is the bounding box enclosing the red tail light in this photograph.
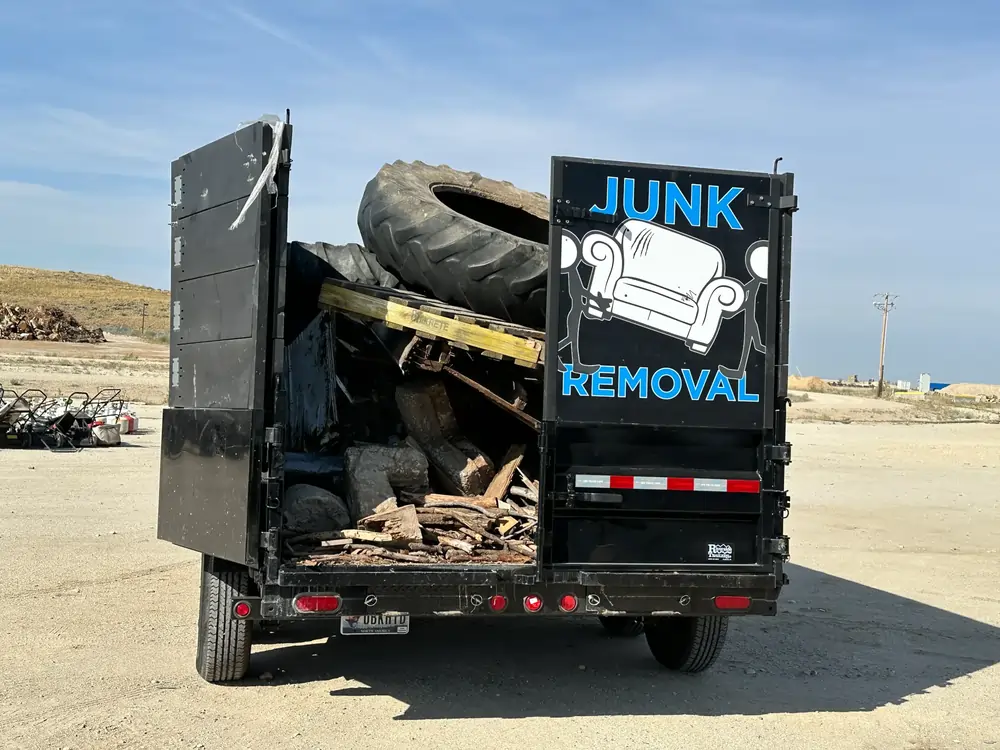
[488,594,508,612]
[714,595,751,611]
[558,594,578,613]
[523,594,544,613]
[293,594,342,613]
[233,601,251,618]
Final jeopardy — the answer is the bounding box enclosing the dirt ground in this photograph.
[1,392,999,750]
[0,335,169,406]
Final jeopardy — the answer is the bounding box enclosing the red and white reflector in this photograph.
[293,594,342,614]
[714,595,752,611]
[576,474,760,494]
[558,594,578,613]
[488,594,508,612]
[523,594,544,613]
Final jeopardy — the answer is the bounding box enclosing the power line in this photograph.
[873,293,898,397]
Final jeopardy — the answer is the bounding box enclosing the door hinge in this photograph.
[767,442,792,464]
[260,530,278,552]
[261,424,285,509]
[747,193,798,212]
[764,536,790,558]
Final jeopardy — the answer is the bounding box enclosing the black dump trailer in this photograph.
[157,117,797,682]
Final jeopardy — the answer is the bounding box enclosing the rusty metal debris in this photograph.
[0,385,130,450]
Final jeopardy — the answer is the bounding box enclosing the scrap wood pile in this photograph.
[280,158,555,566]
[286,451,539,566]
[284,382,542,566]
[0,302,106,343]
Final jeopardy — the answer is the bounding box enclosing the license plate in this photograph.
[340,613,410,636]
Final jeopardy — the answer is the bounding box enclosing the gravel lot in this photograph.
[1,405,998,750]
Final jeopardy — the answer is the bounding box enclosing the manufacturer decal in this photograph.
[707,543,734,562]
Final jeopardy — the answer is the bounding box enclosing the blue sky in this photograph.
[1,0,998,383]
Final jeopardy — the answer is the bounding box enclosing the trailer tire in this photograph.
[644,615,729,673]
[599,616,645,637]
[195,556,253,683]
[358,160,551,327]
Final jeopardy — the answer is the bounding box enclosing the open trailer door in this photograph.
[539,156,796,570]
[157,118,292,567]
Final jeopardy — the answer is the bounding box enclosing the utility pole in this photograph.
[873,293,898,397]
[140,302,148,335]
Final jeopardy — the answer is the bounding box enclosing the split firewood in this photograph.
[420,507,491,531]
[457,527,484,543]
[358,504,422,545]
[509,486,536,502]
[318,538,352,549]
[497,517,519,536]
[516,467,539,500]
[287,530,346,545]
[341,529,395,544]
[481,445,525,505]
[362,547,432,564]
[506,541,535,557]
[439,536,476,554]
[423,494,501,512]
[373,498,398,514]
[408,542,444,555]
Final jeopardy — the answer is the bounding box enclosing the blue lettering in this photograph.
[706,370,736,401]
[561,363,762,403]
[651,368,682,399]
[592,365,616,397]
[623,178,659,221]
[737,376,760,403]
[707,185,743,230]
[591,176,618,215]
[665,182,701,227]
[561,366,588,397]
[682,368,710,399]
[617,366,649,398]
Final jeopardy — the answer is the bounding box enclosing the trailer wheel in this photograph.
[358,160,550,327]
[644,615,729,673]
[598,616,645,637]
[196,556,253,683]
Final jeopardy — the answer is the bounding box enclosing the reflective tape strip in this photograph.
[574,475,760,494]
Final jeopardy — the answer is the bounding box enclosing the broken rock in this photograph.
[283,484,351,533]
[395,381,494,496]
[343,444,429,521]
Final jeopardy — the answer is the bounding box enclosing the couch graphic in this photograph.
[558,220,767,381]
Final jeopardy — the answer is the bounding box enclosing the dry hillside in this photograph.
[0,265,169,338]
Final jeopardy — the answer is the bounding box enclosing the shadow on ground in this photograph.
[247,564,1000,718]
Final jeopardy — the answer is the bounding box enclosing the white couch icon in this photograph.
[578,219,746,354]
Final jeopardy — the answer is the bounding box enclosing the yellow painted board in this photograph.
[319,282,543,365]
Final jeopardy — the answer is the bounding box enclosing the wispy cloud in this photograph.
[225,5,337,66]
[1,1,998,380]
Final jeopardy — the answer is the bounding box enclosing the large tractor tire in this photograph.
[358,161,550,327]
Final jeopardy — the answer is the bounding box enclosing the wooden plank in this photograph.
[482,445,526,504]
[442,367,540,430]
[319,281,543,366]
[321,279,545,341]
